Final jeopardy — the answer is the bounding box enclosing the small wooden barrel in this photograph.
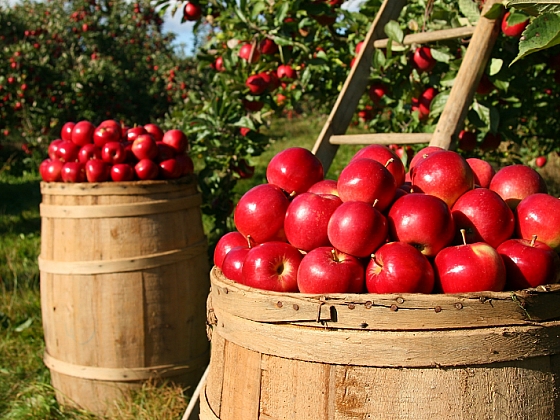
[202,267,560,420]
[39,177,210,415]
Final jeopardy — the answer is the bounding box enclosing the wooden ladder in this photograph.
[311,0,503,173]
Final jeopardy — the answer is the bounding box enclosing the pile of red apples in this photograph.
[40,120,194,183]
[214,146,560,295]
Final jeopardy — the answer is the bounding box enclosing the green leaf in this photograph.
[493,78,510,91]
[484,3,506,19]
[384,20,404,44]
[505,1,560,16]
[275,3,290,25]
[251,2,267,19]
[430,48,453,63]
[468,108,487,128]
[458,0,481,24]
[489,58,504,75]
[429,92,450,117]
[489,106,500,132]
[373,49,386,70]
[473,102,491,129]
[511,13,560,64]
[14,318,33,332]
[506,11,530,25]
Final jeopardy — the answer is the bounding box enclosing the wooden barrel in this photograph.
[202,267,560,419]
[39,177,210,415]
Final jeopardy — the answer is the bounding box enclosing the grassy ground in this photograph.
[1,114,558,419]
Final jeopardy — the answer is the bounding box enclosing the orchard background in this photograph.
[1,0,560,417]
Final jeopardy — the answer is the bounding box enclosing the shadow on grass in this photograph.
[0,179,41,236]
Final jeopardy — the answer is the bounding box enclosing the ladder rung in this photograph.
[373,26,476,49]
[329,133,432,145]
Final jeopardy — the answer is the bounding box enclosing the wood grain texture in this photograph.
[40,178,210,416]
[373,26,476,48]
[329,133,432,145]
[203,268,560,419]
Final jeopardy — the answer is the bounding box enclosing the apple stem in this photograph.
[331,248,339,262]
[460,229,467,245]
[372,198,379,208]
[385,158,394,168]
[289,191,297,198]
[531,234,537,247]
[246,235,253,249]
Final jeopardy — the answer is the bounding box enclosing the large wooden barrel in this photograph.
[39,177,210,415]
[202,266,560,419]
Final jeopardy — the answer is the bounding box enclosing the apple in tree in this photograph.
[413,46,436,72]
[245,74,268,95]
[535,156,547,168]
[284,192,342,252]
[516,193,560,252]
[368,83,387,104]
[497,236,560,290]
[476,74,495,96]
[61,162,86,183]
[350,144,405,187]
[221,246,251,284]
[266,147,324,196]
[307,179,338,196]
[110,163,135,182]
[388,193,455,257]
[466,157,495,188]
[144,123,164,142]
[277,64,296,80]
[239,43,260,63]
[85,159,110,182]
[480,132,501,151]
[260,38,278,55]
[162,129,188,154]
[327,200,388,258]
[297,247,365,294]
[214,231,248,270]
[234,183,290,244]
[131,134,159,160]
[451,188,514,248]
[501,11,529,37]
[135,158,159,180]
[183,1,202,21]
[337,158,396,211]
[71,120,95,146]
[366,242,434,294]
[412,150,474,207]
[101,141,127,164]
[434,230,507,293]
[489,164,547,209]
[458,130,477,151]
[242,242,303,292]
[60,122,75,142]
[40,159,64,182]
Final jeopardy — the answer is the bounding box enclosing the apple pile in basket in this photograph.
[39,120,193,183]
[214,146,560,295]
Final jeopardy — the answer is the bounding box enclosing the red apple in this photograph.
[183,1,202,21]
[458,130,477,151]
[60,122,75,142]
[221,246,251,284]
[162,129,188,154]
[242,99,264,112]
[61,162,86,183]
[260,38,278,55]
[131,134,158,160]
[134,158,159,180]
[413,46,436,72]
[266,147,324,196]
[214,231,248,270]
[98,119,121,131]
[327,200,388,258]
[93,124,121,147]
[284,192,342,252]
[297,247,365,294]
[242,242,303,292]
[366,242,434,294]
[451,188,514,248]
[411,150,474,207]
[101,141,127,164]
[368,83,388,104]
[497,237,560,290]
[234,183,290,244]
[516,193,560,252]
[71,120,95,146]
[85,159,110,182]
[48,139,63,160]
[337,158,396,212]
[408,146,444,170]
[350,144,405,187]
[126,126,147,142]
[466,157,495,188]
[144,123,164,142]
[39,159,64,182]
[159,158,183,179]
[535,156,547,168]
[501,11,529,38]
[156,142,177,161]
[388,193,455,257]
[480,132,501,151]
[239,43,260,63]
[110,163,135,182]
[54,140,80,163]
[78,143,102,163]
[176,153,194,176]
[489,164,547,209]
[277,64,296,80]
[434,232,507,293]
[245,74,267,95]
[307,179,338,196]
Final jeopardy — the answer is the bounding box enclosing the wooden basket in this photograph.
[202,266,560,419]
[39,177,210,415]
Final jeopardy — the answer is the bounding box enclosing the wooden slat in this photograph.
[430,0,502,149]
[373,26,476,49]
[330,132,432,145]
[311,0,408,173]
